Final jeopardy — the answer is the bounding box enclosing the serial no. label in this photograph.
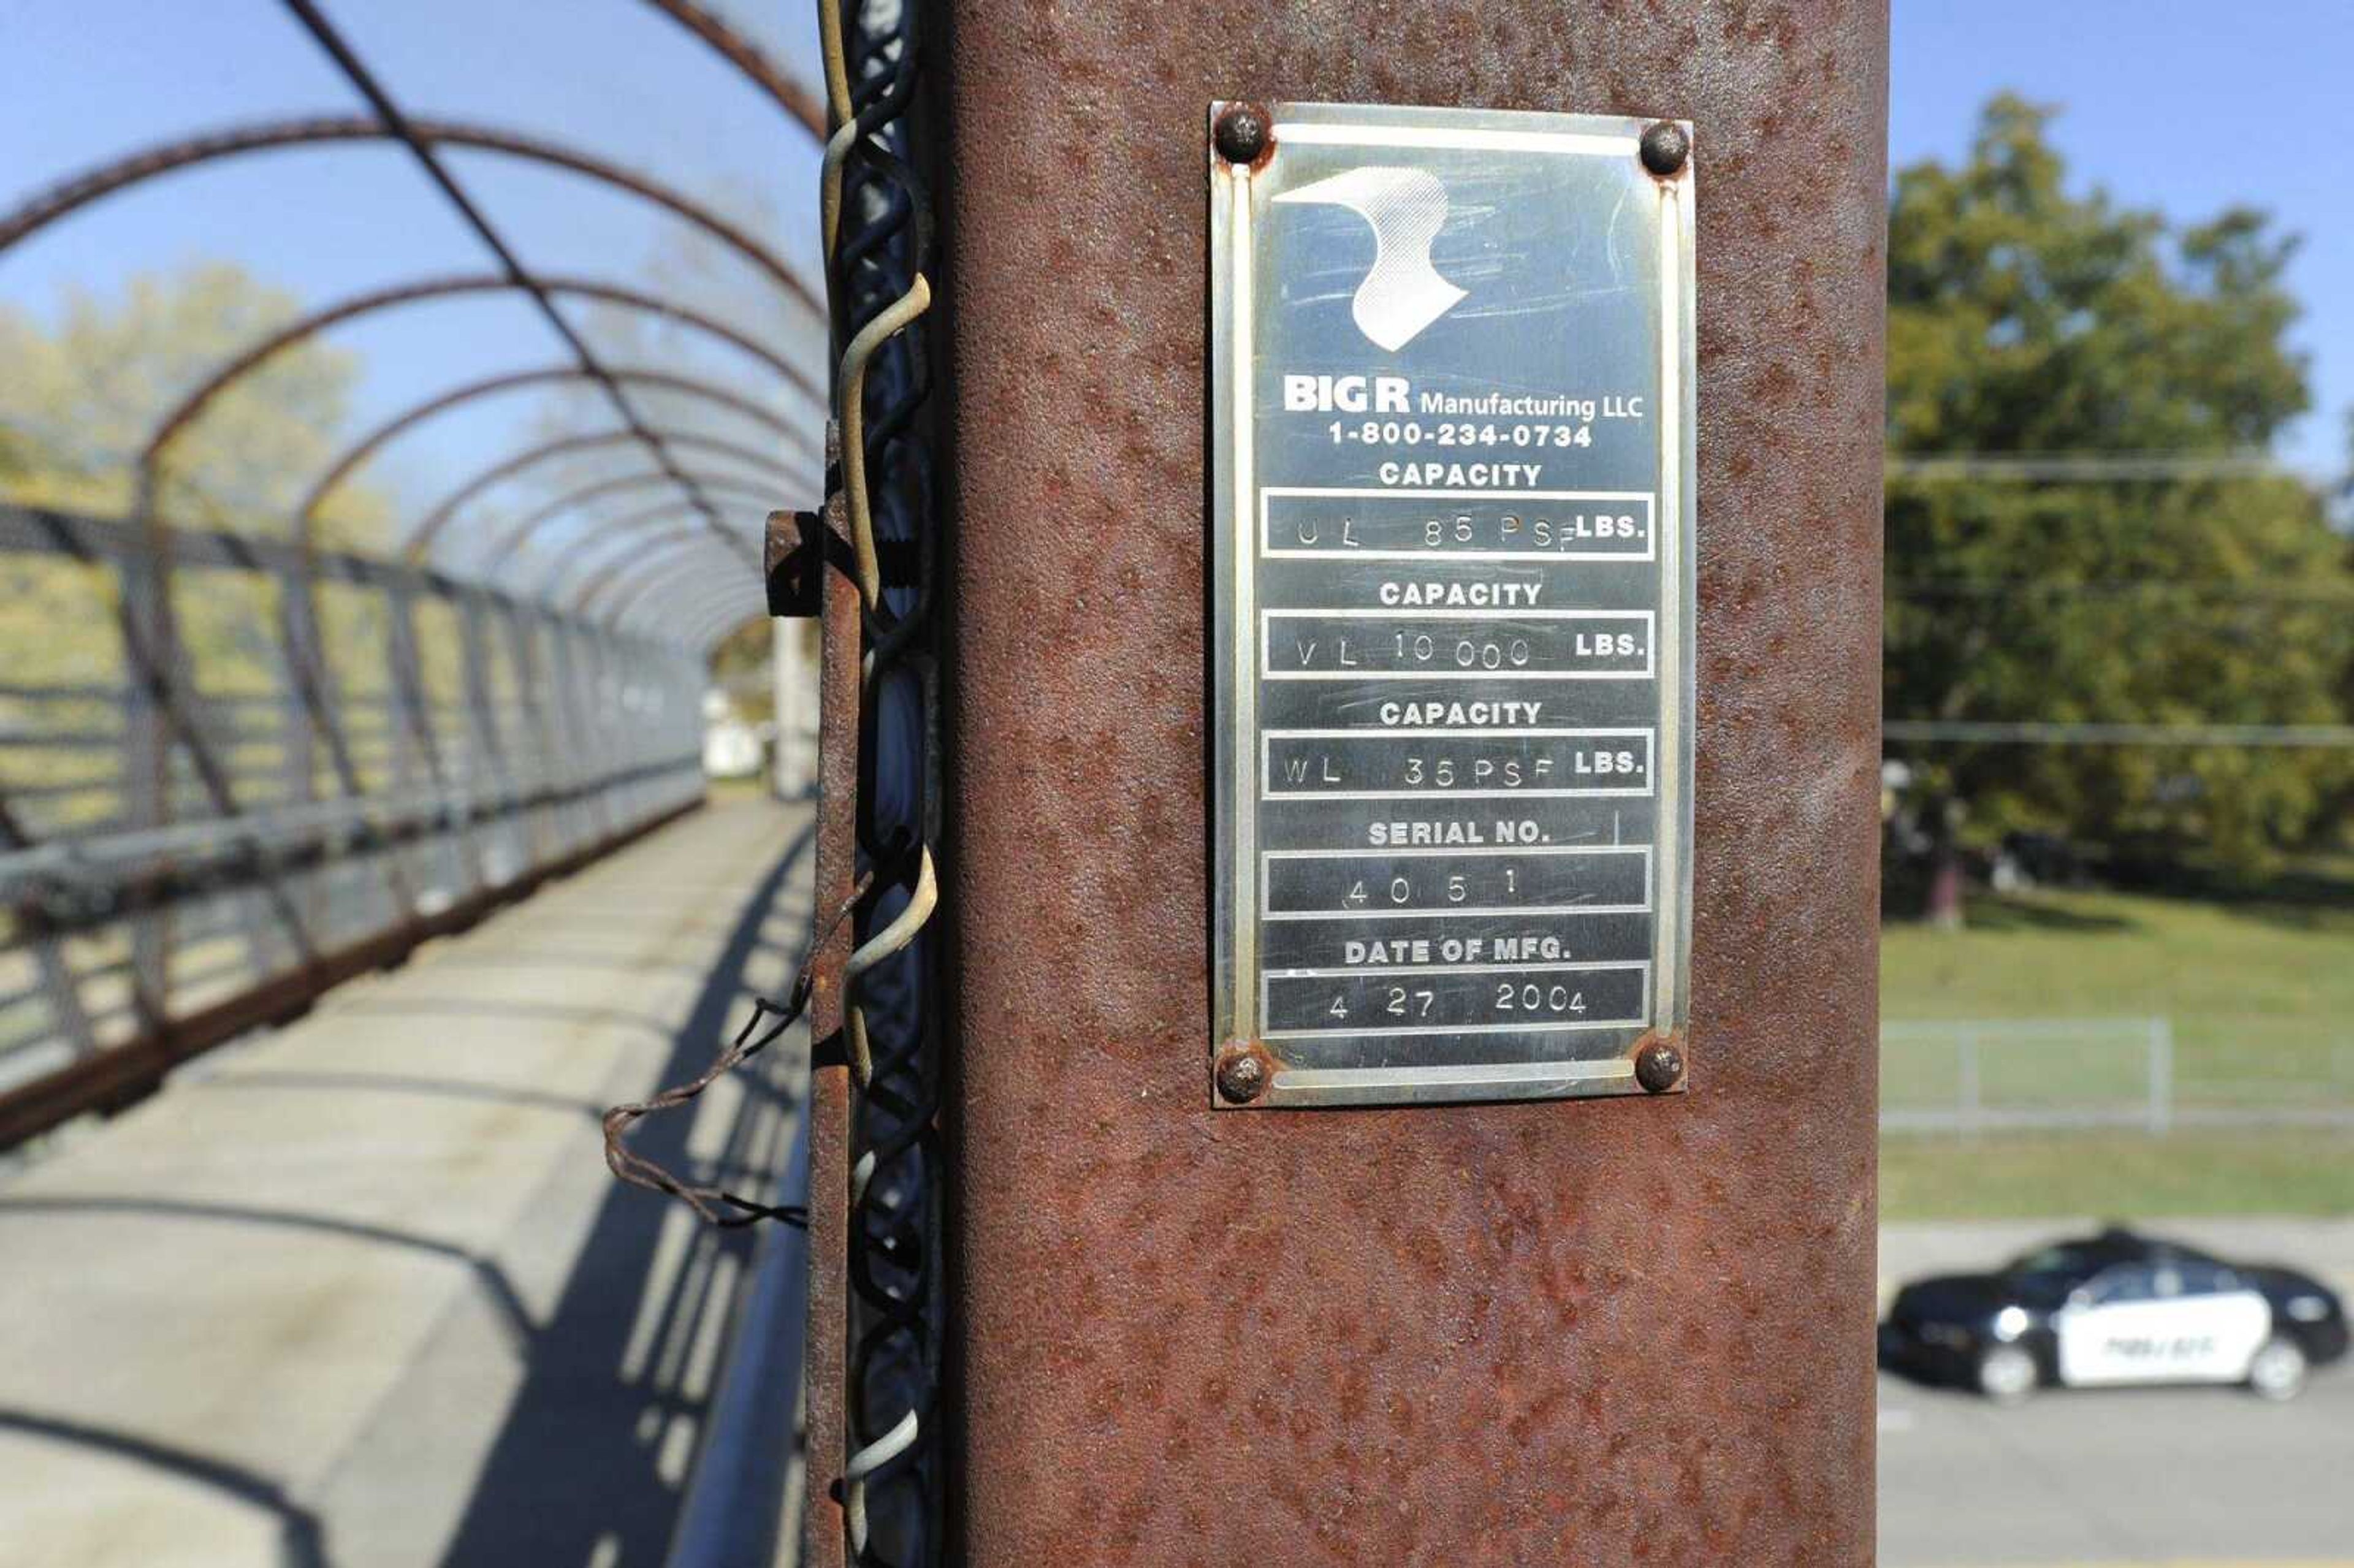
[1208,102,1696,1109]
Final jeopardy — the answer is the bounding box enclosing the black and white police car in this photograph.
[1880,1226,2348,1404]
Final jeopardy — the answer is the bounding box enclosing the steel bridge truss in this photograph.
[0,0,828,1145]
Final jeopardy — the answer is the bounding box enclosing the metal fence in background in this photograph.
[1881,1016,2354,1134]
[0,501,707,1147]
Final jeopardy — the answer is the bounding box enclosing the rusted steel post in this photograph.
[118,493,174,1033]
[799,493,861,1568]
[932,3,1887,1562]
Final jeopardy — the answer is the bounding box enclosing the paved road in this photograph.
[1880,1217,2354,1567]
[0,800,811,1568]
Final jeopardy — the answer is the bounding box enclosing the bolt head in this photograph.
[1216,1049,1268,1103]
[1214,103,1271,166]
[765,509,823,618]
[1639,120,1690,178]
[1635,1041,1685,1094]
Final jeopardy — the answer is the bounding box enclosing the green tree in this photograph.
[0,261,387,546]
[0,264,392,828]
[1885,96,2354,918]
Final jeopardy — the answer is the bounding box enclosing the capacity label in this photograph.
[1209,100,1694,1108]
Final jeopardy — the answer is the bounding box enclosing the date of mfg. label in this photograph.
[1211,100,1694,1107]
[1262,962,1650,1037]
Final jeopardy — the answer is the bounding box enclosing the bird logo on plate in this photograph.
[1275,167,1469,352]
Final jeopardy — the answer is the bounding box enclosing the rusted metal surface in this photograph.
[934,2,1887,1561]
[762,509,829,620]
[801,488,862,1568]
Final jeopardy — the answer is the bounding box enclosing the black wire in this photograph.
[830,3,944,1562]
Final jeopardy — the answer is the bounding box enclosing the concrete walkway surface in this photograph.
[0,799,812,1568]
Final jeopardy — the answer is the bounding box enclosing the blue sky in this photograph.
[1,0,2347,559]
[0,0,826,594]
[1891,1,2354,476]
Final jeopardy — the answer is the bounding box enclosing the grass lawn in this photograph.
[1880,875,2354,1217]
[1881,879,2354,1110]
[1881,1128,2354,1220]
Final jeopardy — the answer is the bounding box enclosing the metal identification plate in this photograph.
[1208,102,1696,1109]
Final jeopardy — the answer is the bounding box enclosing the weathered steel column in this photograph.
[934,4,1887,1561]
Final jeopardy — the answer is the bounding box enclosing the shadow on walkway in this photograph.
[431,816,813,1567]
[0,1409,330,1568]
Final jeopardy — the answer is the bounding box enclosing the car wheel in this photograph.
[1976,1344,2038,1405]
[2247,1337,2308,1401]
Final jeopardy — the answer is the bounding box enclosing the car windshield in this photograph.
[2000,1244,2119,1305]
[2004,1245,2095,1279]
[2008,1269,2083,1307]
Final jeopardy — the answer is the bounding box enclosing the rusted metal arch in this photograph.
[107,308,826,951]
[625,557,762,641]
[528,500,715,603]
[403,427,802,563]
[677,588,771,649]
[533,501,774,631]
[615,585,755,651]
[21,99,788,577]
[641,0,827,140]
[568,523,728,615]
[473,459,801,583]
[610,547,758,632]
[623,584,756,653]
[286,0,738,574]
[125,268,815,563]
[475,469,785,584]
[0,0,806,1143]
[680,602,768,653]
[604,543,746,628]
[0,116,820,316]
[633,582,766,657]
[646,589,766,655]
[577,527,752,620]
[592,566,756,645]
[0,86,825,619]
[299,355,815,534]
[547,519,720,611]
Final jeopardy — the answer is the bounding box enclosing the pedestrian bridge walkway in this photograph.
[0,797,810,1568]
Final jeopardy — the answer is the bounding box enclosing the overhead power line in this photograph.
[1890,577,2354,604]
[1884,720,2354,748]
[1887,452,2329,485]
